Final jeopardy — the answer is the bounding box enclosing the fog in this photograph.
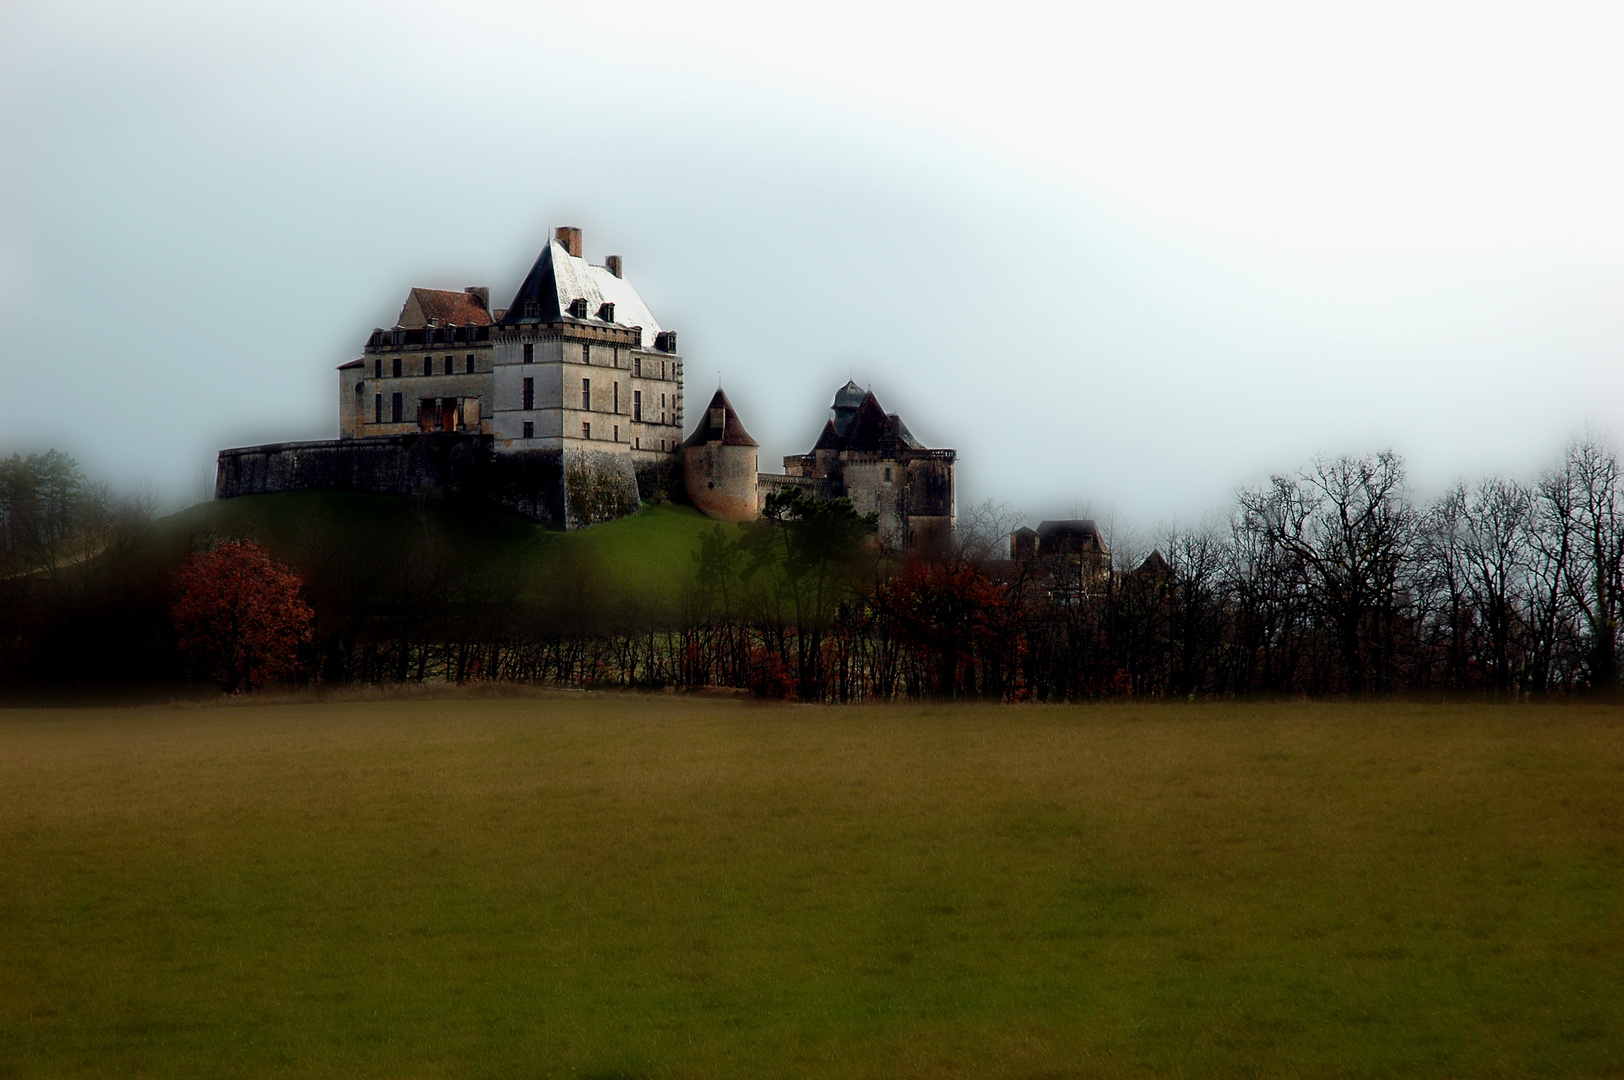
[3,0,1622,523]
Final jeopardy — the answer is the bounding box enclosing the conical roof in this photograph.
[682,388,759,449]
[811,418,842,451]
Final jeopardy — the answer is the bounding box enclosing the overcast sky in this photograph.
[3,0,1623,525]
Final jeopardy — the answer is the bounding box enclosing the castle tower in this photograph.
[682,388,759,521]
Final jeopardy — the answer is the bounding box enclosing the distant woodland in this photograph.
[5,435,1624,701]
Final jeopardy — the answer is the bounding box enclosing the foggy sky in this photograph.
[3,0,1622,528]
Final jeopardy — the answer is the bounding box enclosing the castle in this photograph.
[216,225,955,548]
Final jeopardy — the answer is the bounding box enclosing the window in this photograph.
[443,356,452,375]
[635,437,640,449]
[613,424,619,442]
[583,422,591,440]
[884,467,893,482]
[423,356,432,376]
[661,360,666,379]
[523,342,533,364]
[582,344,590,365]
[569,298,589,319]
[523,299,540,318]
[597,302,615,322]
[374,357,382,378]
[660,439,665,452]
[634,356,642,377]
[374,394,382,423]
[522,421,534,439]
[613,382,619,413]
[522,378,534,411]
[466,354,475,373]
[581,378,591,410]
[633,390,642,421]
[391,392,403,423]
[392,357,402,378]
[661,393,666,408]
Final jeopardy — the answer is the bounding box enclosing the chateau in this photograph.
[217,225,955,548]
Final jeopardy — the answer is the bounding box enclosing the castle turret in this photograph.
[682,388,759,521]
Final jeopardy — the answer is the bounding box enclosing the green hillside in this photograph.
[157,493,734,605]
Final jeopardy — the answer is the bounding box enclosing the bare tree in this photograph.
[1239,452,1415,696]
[1562,434,1624,692]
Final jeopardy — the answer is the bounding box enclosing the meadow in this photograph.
[1,696,1620,1078]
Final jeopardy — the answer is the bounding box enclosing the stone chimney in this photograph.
[464,286,490,310]
[555,226,582,257]
[604,255,622,278]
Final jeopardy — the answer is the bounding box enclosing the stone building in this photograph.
[682,389,760,522]
[221,226,684,529]
[685,380,956,551]
[220,224,960,542]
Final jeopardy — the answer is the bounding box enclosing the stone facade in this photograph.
[681,389,760,522]
[221,226,681,529]
[685,381,957,553]
[219,227,961,542]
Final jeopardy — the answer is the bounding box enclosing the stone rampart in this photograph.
[215,434,642,530]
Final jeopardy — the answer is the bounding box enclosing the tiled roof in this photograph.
[397,288,492,329]
[682,388,759,449]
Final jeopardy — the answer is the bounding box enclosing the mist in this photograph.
[3,0,1622,522]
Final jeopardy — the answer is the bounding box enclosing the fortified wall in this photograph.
[216,434,646,530]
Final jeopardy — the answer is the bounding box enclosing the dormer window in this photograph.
[597,302,615,322]
[710,407,724,429]
[568,298,589,319]
[523,300,540,319]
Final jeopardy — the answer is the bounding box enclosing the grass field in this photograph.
[2,697,1621,1078]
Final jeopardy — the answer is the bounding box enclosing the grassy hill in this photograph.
[155,493,736,605]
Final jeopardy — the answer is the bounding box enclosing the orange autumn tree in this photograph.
[170,539,313,692]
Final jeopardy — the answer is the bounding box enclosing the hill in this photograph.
[156,492,735,605]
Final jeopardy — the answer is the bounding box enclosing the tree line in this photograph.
[4,435,1624,699]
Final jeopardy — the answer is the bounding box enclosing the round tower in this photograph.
[682,387,759,521]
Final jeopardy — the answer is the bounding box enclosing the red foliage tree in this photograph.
[170,540,313,692]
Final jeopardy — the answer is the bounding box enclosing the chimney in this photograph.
[464,286,490,310]
[604,255,622,278]
[554,225,582,257]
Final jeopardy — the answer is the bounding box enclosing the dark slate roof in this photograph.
[397,288,492,329]
[831,379,865,435]
[682,388,759,449]
[498,239,663,349]
[832,379,866,410]
[811,418,841,451]
[841,392,894,451]
[889,414,924,450]
[1133,549,1172,578]
[1036,520,1107,556]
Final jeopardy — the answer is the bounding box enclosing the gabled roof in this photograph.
[682,388,759,449]
[337,358,364,370]
[396,288,492,329]
[499,239,663,350]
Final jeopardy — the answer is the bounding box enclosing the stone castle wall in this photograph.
[215,434,643,530]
